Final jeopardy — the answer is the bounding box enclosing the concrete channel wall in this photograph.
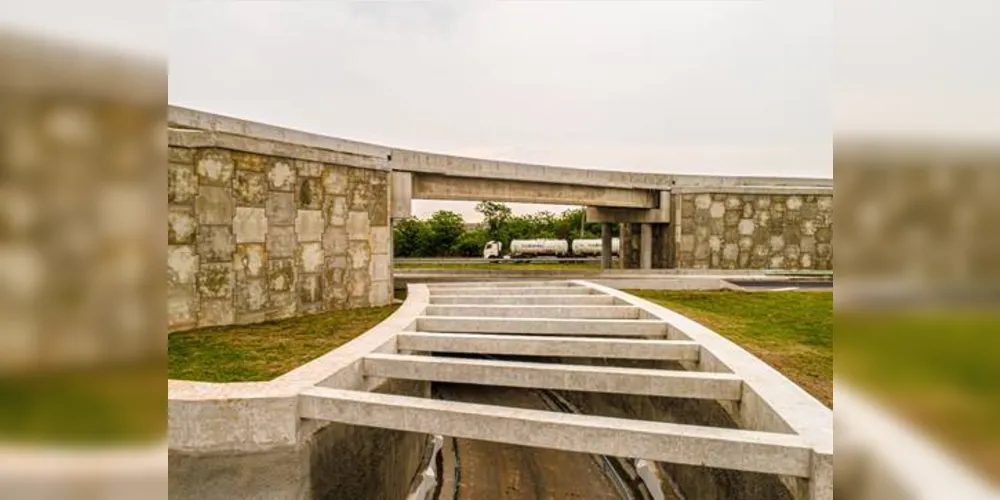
[168,281,835,499]
[168,286,435,499]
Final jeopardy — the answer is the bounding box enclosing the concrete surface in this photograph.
[363,353,743,400]
[396,333,701,361]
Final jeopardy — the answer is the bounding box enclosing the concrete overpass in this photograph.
[169,105,832,272]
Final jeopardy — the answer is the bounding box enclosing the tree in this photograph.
[426,210,466,256]
[475,201,512,242]
[392,218,433,257]
[452,229,489,257]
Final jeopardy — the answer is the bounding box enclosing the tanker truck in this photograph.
[571,238,620,257]
[484,238,619,259]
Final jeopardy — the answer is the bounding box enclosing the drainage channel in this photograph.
[405,353,684,500]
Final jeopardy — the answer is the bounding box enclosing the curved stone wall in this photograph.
[167,123,393,332]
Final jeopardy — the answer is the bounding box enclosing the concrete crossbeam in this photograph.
[429,286,595,296]
[395,333,701,361]
[428,294,618,306]
[363,353,740,400]
[299,387,811,477]
[426,280,577,289]
[416,316,668,337]
[422,305,642,319]
[411,173,657,208]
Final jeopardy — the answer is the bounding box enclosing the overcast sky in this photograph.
[7,1,993,221]
[165,1,834,220]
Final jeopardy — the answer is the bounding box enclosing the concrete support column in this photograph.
[600,223,612,271]
[640,223,653,270]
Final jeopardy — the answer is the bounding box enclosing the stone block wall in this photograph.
[674,192,833,270]
[167,146,391,332]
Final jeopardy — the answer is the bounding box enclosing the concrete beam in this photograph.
[587,191,672,223]
[363,354,742,401]
[299,387,812,477]
[416,316,667,337]
[429,286,595,296]
[411,173,657,208]
[422,305,641,319]
[396,333,701,361]
[428,294,618,306]
[390,171,413,219]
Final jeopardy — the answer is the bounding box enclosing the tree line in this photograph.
[393,202,618,258]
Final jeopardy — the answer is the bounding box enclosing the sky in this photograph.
[166,1,833,221]
[5,0,995,221]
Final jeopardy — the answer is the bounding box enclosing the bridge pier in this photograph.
[600,223,613,270]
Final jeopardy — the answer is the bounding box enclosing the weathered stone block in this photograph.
[268,259,295,292]
[816,243,832,257]
[196,149,234,186]
[323,226,349,256]
[168,285,198,330]
[756,197,771,210]
[738,219,756,236]
[199,299,234,327]
[349,181,371,211]
[348,241,370,269]
[723,211,740,227]
[709,218,724,235]
[371,254,390,282]
[234,207,267,243]
[800,253,813,268]
[800,220,817,236]
[268,160,296,191]
[709,201,725,218]
[168,245,199,285]
[769,255,785,269]
[236,278,267,313]
[694,242,710,261]
[197,262,234,299]
[234,170,267,206]
[694,194,712,210]
[296,210,324,242]
[801,236,816,254]
[297,178,323,209]
[738,236,754,250]
[197,226,234,263]
[266,192,296,225]
[234,243,266,279]
[322,166,348,195]
[369,280,390,306]
[298,274,321,304]
[742,203,755,219]
[168,208,196,245]
[347,211,370,241]
[232,151,268,172]
[694,209,710,226]
[694,225,710,241]
[268,292,296,320]
[786,196,803,211]
[298,242,324,273]
[267,226,296,258]
[815,227,832,243]
[297,160,323,178]
[708,236,722,252]
[725,196,743,210]
[347,271,369,298]
[195,186,234,225]
[722,243,739,262]
[817,196,833,211]
[325,196,348,226]
[370,227,390,255]
[680,235,695,253]
[168,163,198,204]
[169,147,194,165]
[737,251,751,268]
[770,235,785,252]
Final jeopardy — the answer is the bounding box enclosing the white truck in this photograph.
[571,238,620,257]
[510,239,569,258]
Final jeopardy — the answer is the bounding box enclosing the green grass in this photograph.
[0,364,166,444]
[395,261,601,271]
[626,290,833,406]
[168,304,400,382]
[836,308,1000,479]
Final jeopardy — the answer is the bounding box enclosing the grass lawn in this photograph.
[836,308,1000,480]
[169,304,399,382]
[0,364,165,444]
[395,261,601,271]
[626,290,833,407]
